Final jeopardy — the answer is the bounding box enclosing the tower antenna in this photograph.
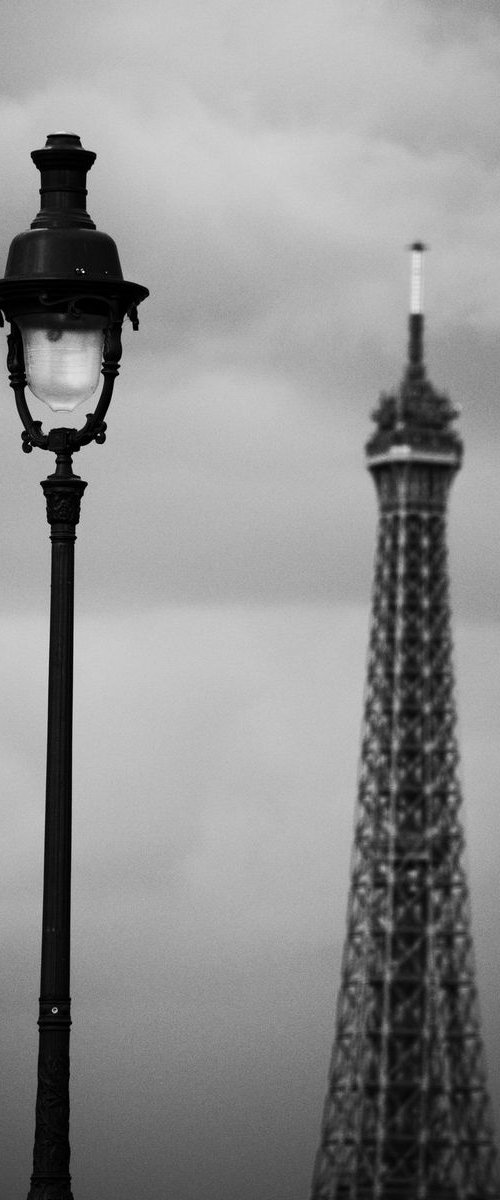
[407,241,427,376]
[409,240,426,313]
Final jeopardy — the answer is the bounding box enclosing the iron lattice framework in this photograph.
[310,302,500,1199]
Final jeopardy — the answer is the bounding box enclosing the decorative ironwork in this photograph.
[27,1184,73,1200]
[309,305,500,1198]
[30,1051,71,1177]
[42,482,85,528]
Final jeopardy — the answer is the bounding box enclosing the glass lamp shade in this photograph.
[16,312,105,412]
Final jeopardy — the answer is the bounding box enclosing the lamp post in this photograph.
[0,133,148,1200]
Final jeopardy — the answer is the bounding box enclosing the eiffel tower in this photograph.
[309,245,500,1199]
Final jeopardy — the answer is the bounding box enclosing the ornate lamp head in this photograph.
[0,132,148,453]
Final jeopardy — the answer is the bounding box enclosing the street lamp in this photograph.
[0,133,148,1200]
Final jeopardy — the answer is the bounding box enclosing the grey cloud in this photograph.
[1,2,500,1197]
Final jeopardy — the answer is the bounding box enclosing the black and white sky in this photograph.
[2,1,500,1197]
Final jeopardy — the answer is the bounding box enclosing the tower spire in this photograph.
[366,244,461,469]
[407,241,426,378]
[409,241,425,315]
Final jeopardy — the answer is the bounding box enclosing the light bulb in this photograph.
[17,313,105,412]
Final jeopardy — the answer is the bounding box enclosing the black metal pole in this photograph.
[27,448,86,1200]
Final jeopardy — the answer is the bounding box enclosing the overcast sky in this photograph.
[2,2,500,1198]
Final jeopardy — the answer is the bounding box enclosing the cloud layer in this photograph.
[1,2,500,1197]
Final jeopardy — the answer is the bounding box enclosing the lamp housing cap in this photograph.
[0,133,148,323]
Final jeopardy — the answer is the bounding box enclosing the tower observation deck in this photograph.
[309,246,500,1199]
